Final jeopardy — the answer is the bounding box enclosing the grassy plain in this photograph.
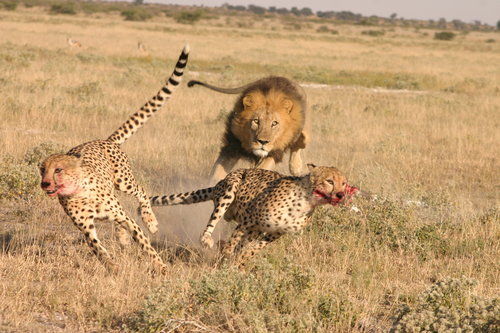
[0,5,499,332]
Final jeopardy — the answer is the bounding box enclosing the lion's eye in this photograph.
[40,168,45,174]
[252,119,259,125]
[326,179,335,185]
[342,182,346,186]
[271,121,279,127]
[54,168,62,174]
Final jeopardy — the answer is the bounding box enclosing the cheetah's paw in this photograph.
[200,233,214,249]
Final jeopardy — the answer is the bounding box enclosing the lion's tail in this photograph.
[107,44,189,145]
[187,79,252,94]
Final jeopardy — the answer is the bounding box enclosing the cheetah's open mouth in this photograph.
[313,184,359,206]
[45,186,62,197]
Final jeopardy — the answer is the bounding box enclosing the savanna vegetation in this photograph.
[0,2,498,332]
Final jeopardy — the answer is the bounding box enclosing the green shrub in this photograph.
[312,197,450,260]
[0,0,19,11]
[0,142,67,201]
[0,156,39,201]
[485,38,495,43]
[361,29,385,37]
[316,25,339,34]
[121,7,152,21]
[50,2,77,15]
[391,277,499,332]
[124,261,359,331]
[434,31,456,41]
[174,10,203,24]
[23,142,66,166]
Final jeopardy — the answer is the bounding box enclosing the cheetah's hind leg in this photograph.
[108,197,167,273]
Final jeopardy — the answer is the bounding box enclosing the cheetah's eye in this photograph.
[326,179,334,185]
[54,168,62,174]
[252,119,259,125]
[271,120,279,127]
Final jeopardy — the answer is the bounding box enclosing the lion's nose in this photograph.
[41,181,51,188]
[336,192,345,199]
[257,139,269,145]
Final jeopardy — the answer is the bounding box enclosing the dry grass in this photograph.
[0,6,499,332]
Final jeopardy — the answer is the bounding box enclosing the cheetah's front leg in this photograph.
[70,215,116,271]
[200,181,240,248]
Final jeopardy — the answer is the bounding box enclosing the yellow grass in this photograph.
[0,6,499,332]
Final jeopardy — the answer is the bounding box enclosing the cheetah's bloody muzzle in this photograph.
[313,184,359,206]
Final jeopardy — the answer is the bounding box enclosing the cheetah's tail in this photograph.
[107,44,189,145]
[150,187,214,206]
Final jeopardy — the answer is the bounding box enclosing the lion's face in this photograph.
[231,89,302,158]
[248,107,285,157]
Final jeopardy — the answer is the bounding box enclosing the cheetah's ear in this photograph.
[242,95,253,108]
[306,163,317,172]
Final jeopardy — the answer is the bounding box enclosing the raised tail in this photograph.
[187,79,251,94]
[107,44,189,145]
[150,187,214,206]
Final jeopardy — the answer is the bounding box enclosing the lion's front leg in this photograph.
[289,131,308,176]
[210,154,239,183]
[256,156,276,171]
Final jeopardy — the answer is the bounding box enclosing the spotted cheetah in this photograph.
[150,164,358,267]
[39,45,189,273]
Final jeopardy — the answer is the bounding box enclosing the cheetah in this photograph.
[150,164,359,267]
[39,45,189,273]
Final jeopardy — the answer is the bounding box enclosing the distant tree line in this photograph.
[222,3,496,31]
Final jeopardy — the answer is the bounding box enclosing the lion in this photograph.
[188,76,309,182]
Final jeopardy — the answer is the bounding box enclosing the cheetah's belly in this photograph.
[250,202,312,234]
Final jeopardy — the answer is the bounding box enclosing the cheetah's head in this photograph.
[307,164,347,206]
[39,154,82,197]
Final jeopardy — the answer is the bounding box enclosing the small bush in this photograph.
[391,277,499,332]
[0,0,19,11]
[121,7,152,21]
[50,2,77,15]
[485,38,495,43]
[174,10,203,24]
[434,31,456,41]
[23,142,66,166]
[0,156,39,201]
[0,142,66,201]
[316,25,339,34]
[361,30,385,37]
